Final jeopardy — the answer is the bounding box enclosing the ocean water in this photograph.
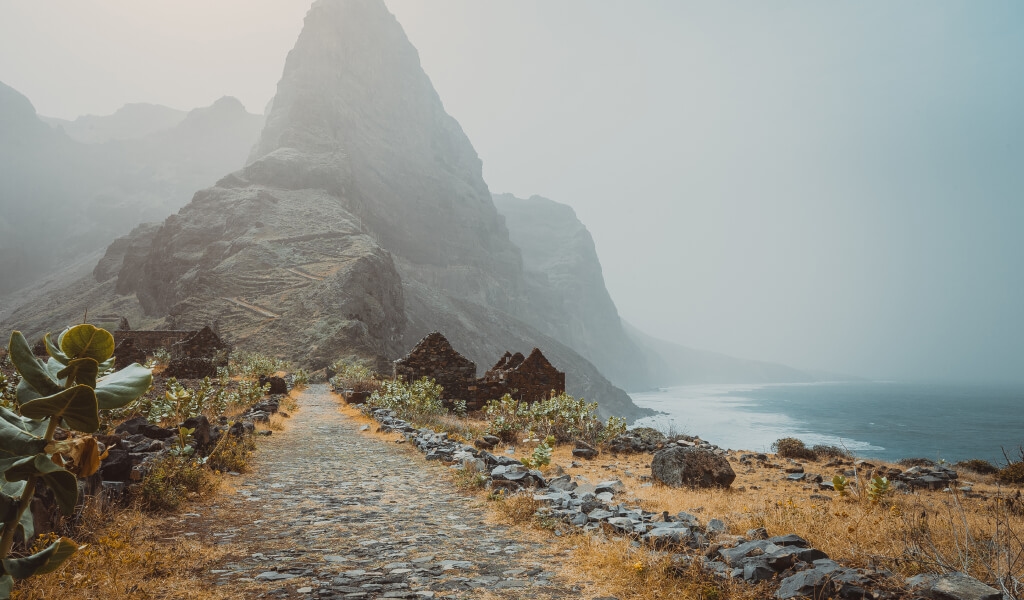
[629,382,1024,464]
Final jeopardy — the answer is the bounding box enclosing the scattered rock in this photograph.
[906,572,1003,600]
[651,446,737,488]
[573,440,599,460]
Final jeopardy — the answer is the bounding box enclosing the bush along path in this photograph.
[193,383,577,599]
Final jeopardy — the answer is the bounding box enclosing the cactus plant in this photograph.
[0,325,152,598]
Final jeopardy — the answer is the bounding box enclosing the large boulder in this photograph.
[651,446,736,488]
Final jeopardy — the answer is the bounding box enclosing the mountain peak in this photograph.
[0,80,48,139]
[250,0,523,309]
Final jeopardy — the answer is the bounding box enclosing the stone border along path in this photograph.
[186,384,579,599]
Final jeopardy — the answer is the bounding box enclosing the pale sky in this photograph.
[1,1,1022,382]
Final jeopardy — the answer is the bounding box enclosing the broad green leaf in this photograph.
[18,503,35,543]
[44,358,63,383]
[2,537,78,579]
[59,324,114,363]
[7,332,60,399]
[0,490,18,524]
[20,386,99,433]
[0,482,34,544]
[14,379,42,404]
[0,407,46,437]
[57,358,99,389]
[4,455,77,515]
[43,332,69,366]
[0,418,47,465]
[0,574,11,599]
[95,363,153,410]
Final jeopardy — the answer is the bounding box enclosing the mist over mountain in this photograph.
[0,82,263,298]
[493,193,843,389]
[40,103,188,143]
[0,0,652,420]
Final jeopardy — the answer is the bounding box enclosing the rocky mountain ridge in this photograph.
[40,103,189,144]
[0,0,650,421]
[0,81,264,298]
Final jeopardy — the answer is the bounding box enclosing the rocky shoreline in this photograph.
[365,407,1008,600]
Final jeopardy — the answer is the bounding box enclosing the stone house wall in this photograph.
[112,330,193,353]
[394,332,478,404]
[394,332,566,411]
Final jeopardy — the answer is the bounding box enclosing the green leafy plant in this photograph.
[833,474,850,497]
[483,392,626,445]
[171,427,196,457]
[329,361,380,394]
[0,325,152,597]
[868,476,891,504]
[522,435,555,469]
[148,348,171,366]
[366,377,445,423]
[293,369,309,388]
[135,453,212,512]
[230,351,289,379]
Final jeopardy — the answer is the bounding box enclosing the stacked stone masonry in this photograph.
[394,332,566,411]
[113,324,230,378]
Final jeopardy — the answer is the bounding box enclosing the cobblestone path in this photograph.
[188,384,579,599]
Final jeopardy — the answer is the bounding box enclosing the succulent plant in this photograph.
[0,325,152,597]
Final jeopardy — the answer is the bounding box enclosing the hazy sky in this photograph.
[1,1,1022,382]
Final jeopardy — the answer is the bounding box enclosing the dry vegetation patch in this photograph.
[11,505,234,600]
[338,392,1024,598]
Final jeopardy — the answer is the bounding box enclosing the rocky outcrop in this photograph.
[493,194,652,391]
[253,0,524,315]
[651,446,737,488]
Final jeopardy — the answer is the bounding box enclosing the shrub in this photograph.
[483,392,626,446]
[954,459,1000,475]
[811,444,853,460]
[134,453,214,512]
[522,436,555,469]
[366,377,445,423]
[772,437,817,461]
[207,433,256,474]
[1,325,152,592]
[897,457,936,467]
[329,361,380,394]
[230,351,289,378]
[997,462,1024,485]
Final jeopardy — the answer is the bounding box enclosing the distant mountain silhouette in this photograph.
[41,103,188,144]
[0,82,263,297]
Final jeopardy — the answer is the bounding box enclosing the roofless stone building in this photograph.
[394,332,565,410]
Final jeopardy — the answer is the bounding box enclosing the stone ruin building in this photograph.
[113,321,229,378]
[394,332,566,411]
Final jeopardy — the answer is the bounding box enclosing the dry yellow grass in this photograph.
[10,503,234,600]
[337,402,1024,597]
[9,387,304,598]
[536,444,1024,588]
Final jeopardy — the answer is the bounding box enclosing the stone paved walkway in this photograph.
[185,384,579,599]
